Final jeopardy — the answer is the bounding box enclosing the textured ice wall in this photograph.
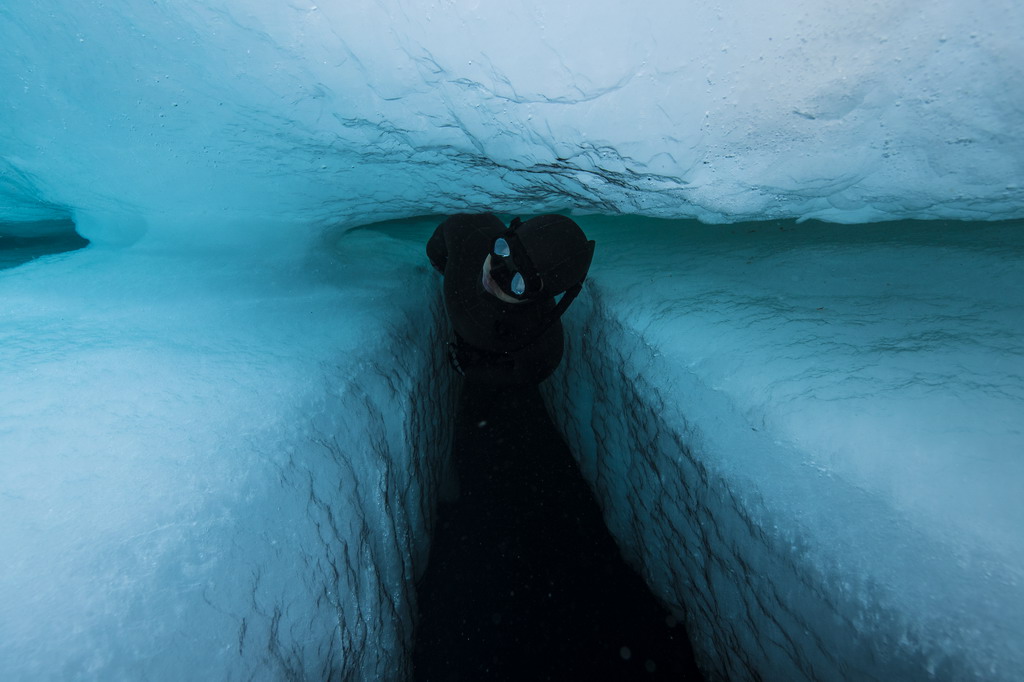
[2,0,1023,243]
[0,226,453,680]
[3,0,1023,678]
[543,217,1024,681]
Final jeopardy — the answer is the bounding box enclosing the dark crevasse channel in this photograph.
[412,379,704,682]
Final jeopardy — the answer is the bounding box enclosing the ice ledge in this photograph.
[542,217,1024,681]
[0,228,453,680]
[3,1,1023,241]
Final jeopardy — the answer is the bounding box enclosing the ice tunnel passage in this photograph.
[1,213,1023,681]
[0,214,1019,679]
[2,0,1023,677]
[412,378,703,681]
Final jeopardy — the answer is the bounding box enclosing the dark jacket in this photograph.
[427,214,564,386]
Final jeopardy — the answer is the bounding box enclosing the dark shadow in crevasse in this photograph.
[413,380,705,682]
[1,220,89,271]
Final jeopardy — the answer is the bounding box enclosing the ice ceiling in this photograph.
[2,0,1022,246]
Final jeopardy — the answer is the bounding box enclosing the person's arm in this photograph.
[426,220,448,273]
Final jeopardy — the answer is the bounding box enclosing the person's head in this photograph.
[484,214,595,303]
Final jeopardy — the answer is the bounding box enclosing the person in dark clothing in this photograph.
[426,213,595,387]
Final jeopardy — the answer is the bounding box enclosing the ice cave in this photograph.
[2,1,1023,680]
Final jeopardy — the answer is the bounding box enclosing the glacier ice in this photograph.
[2,0,1024,680]
[543,216,1024,681]
[2,0,1023,243]
[0,225,454,680]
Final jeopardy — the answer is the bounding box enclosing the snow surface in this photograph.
[0,225,454,680]
[543,216,1024,681]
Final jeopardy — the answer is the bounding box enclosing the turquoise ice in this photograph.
[2,1,1023,680]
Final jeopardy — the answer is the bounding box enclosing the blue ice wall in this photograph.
[542,217,1024,681]
[0,227,455,680]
